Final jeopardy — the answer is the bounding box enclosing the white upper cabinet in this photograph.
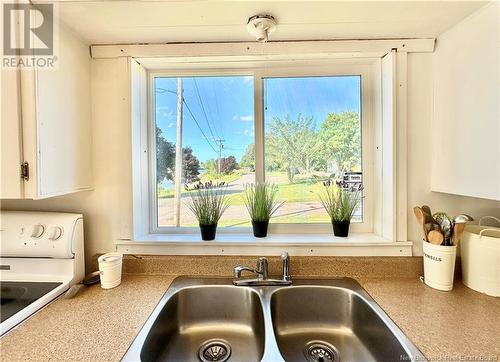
[1,68,23,198]
[1,17,92,199]
[431,2,500,201]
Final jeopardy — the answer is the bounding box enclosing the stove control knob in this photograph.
[49,226,63,241]
[31,224,45,238]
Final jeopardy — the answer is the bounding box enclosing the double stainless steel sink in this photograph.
[123,277,425,362]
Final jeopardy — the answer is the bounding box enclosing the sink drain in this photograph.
[304,341,339,362]
[198,339,231,362]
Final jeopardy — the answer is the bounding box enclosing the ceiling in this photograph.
[46,1,488,45]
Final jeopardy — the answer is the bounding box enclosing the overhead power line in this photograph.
[182,99,218,154]
[193,78,220,140]
[212,81,225,140]
[155,88,178,95]
[155,84,219,155]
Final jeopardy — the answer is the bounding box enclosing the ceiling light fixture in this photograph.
[246,14,277,42]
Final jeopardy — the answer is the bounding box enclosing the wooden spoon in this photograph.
[413,206,428,241]
[428,230,444,245]
[452,223,467,246]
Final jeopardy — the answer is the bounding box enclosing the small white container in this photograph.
[460,216,500,297]
[98,252,123,289]
[422,241,457,291]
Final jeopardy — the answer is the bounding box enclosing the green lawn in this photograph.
[219,177,326,206]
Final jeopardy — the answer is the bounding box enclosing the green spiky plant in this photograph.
[186,187,229,226]
[243,183,284,222]
[318,184,361,222]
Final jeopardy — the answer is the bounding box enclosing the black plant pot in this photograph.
[332,220,350,237]
[252,220,269,238]
[199,224,217,241]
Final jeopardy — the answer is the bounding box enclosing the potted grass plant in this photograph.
[318,184,362,237]
[243,183,284,237]
[186,186,229,240]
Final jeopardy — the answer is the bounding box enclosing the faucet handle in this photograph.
[256,257,269,280]
[234,265,245,279]
[281,251,291,281]
[234,265,257,279]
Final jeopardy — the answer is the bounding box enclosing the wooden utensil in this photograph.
[413,206,428,241]
[428,230,444,245]
[421,205,432,217]
[452,223,467,246]
[421,205,441,232]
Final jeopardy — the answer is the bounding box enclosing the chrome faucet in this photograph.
[281,251,291,281]
[233,252,292,286]
[234,257,268,280]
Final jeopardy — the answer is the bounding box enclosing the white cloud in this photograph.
[232,114,254,122]
[161,111,174,120]
[239,114,254,122]
[243,76,253,84]
[167,122,175,128]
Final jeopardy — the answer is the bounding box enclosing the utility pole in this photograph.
[173,78,183,227]
[214,138,225,176]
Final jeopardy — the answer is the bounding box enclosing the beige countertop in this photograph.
[1,274,499,361]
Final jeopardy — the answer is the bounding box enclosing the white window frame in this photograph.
[147,61,375,235]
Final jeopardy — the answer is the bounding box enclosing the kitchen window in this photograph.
[149,65,373,234]
[153,75,254,228]
[263,76,364,225]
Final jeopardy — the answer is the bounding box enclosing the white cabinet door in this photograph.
[1,68,23,198]
[34,24,92,198]
[1,19,93,200]
[431,2,500,201]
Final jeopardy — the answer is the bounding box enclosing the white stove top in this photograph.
[0,211,85,336]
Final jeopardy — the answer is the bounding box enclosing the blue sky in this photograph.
[155,75,360,163]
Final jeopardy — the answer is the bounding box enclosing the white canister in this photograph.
[460,219,500,297]
[422,241,457,291]
[98,253,123,289]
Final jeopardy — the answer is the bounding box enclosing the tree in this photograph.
[182,147,200,183]
[240,143,255,170]
[265,114,317,183]
[220,155,238,174]
[156,127,201,184]
[156,127,175,183]
[203,159,217,176]
[317,111,361,176]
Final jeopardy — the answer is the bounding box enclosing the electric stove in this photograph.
[0,211,85,335]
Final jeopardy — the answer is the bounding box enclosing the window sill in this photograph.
[116,233,413,256]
